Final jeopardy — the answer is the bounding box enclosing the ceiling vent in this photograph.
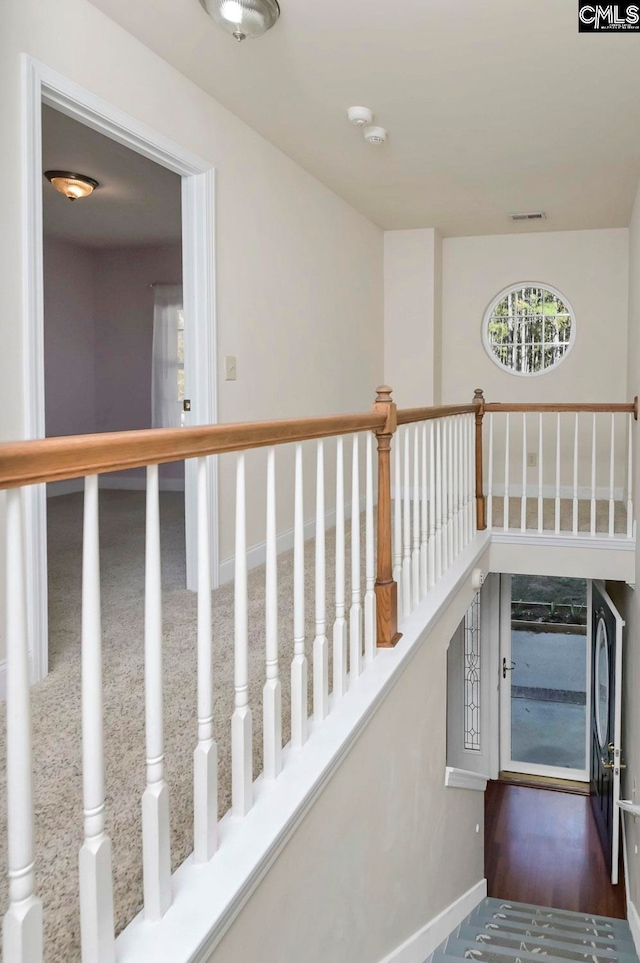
[510,212,547,222]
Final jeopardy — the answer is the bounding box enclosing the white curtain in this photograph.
[151,284,183,429]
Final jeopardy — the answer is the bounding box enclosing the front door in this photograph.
[590,581,624,885]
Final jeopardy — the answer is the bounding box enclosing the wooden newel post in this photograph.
[473,388,487,531]
[373,386,402,648]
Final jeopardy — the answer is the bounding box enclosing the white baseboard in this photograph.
[378,879,487,963]
[490,483,625,501]
[218,494,368,585]
[47,477,185,497]
[445,767,488,791]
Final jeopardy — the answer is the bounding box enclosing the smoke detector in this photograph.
[363,125,387,145]
[347,106,373,127]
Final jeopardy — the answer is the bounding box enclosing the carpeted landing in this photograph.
[0,491,362,960]
[430,897,637,963]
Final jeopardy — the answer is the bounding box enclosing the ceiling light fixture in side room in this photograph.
[44,171,99,201]
[203,0,280,41]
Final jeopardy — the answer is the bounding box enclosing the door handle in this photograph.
[502,657,516,679]
[602,760,627,770]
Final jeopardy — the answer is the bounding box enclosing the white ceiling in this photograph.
[86,0,640,237]
[42,105,182,248]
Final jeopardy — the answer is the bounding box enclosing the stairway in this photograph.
[430,898,638,963]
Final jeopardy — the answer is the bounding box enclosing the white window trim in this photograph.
[481,281,577,378]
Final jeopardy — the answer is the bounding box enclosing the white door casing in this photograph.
[21,56,218,683]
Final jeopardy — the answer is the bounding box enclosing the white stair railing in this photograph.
[9,387,631,959]
[482,402,636,537]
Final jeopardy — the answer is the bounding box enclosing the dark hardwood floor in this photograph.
[485,781,627,918]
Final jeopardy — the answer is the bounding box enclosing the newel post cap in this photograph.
[473,388,485,403]
[372,385,397,435]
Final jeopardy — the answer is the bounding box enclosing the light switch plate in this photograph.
[225,356,237,381]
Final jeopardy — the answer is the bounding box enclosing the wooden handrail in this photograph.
[396,404,476,426]
[0,412,385,490]
[484,400,638,418]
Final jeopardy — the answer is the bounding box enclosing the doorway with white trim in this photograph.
[22,57,217,684]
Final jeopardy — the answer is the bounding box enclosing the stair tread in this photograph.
[466,918,635,950]
[472,909,630,939]
[476,897,630,932]
[480,899,630,931]
[456,924,633,960]
[444,936,635,963]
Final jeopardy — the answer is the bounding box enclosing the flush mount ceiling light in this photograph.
[203,0,280,41]
[44,170,99,201]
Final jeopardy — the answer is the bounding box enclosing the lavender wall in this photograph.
[44,238,183,482]
[43,238,97,437]
[93,244,182,433]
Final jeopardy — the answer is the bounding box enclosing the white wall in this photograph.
[208,590,484,963]
[384,229,442,408]
[0,0,384,642]
[441,229,629,406]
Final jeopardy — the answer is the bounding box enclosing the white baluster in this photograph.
[402,428,412,615]
[263,448,282,777]
[291,443,308,748]
[428,423,436,588]
[609,413,616,537]
[521,413,527,532]
[570,414,579,534]
[447,419,454,563]
[3,487,43,963]
[142,464,171,920]
[232,453,253,816]
[452,418,459,557]
[349,435,363,680]
[194,458,218,859]
[333,437,348,699]
[79,476,115,962]
[470,413,477,535]
[420,423,428,597]
[441,419,449,572]
[314,440,329,720]
[555,413,561,534]
[538,414,544,533]
[462,417,469,548]
[364,433,376,666]
[393,432,403,620]
[412,427,420,605]
[487,413,494,530]
[591,414,597,536]
[628,415,634,539]
[504,413,510,531]
[470,414,476,535]
[435,420,443,580]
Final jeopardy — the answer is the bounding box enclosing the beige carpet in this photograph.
[0,491,360,961]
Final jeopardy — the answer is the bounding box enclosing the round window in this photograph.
[595,616,609,750]
[483,283,575,376]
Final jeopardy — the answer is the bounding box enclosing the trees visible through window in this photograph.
[483,284,575,376]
